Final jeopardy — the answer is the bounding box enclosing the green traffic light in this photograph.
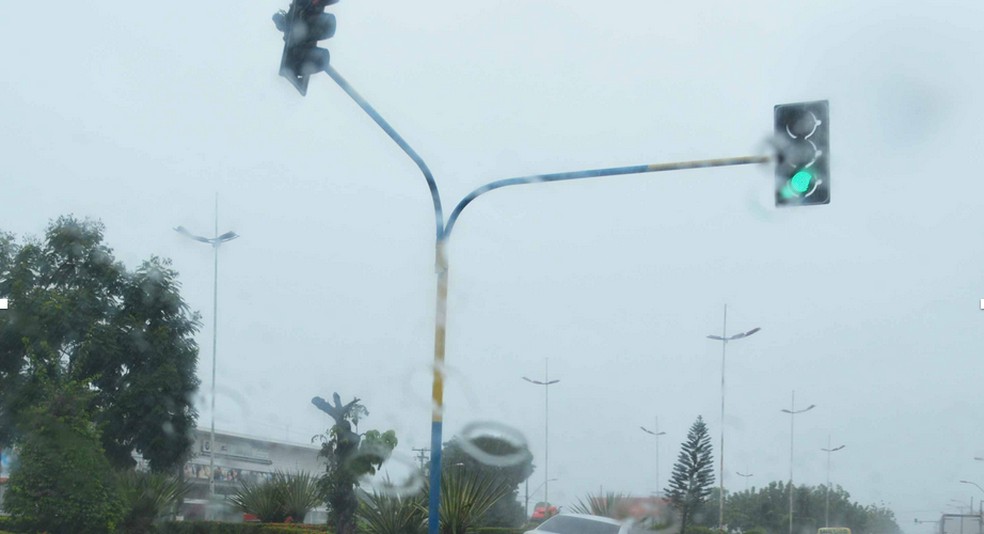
[790,169,813,194]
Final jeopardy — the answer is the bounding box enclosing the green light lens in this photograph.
[790,170,813,194]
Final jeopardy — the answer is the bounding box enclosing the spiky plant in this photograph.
[436,468,513,534]
[357,488,426,534]
[278,471,323,522]
[231,470,323,523]
[570,491,633,518]
[116,470,190,534]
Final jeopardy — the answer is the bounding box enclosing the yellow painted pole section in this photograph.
[432,239,449,422]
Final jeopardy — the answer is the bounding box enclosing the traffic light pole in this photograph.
[322,63,769,534]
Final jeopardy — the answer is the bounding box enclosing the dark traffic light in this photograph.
[274,0,339,96]
[774,100,829,207]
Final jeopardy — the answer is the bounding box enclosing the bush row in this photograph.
[156,522,327,534]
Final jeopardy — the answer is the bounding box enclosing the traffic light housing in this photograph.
[774,100,829,207]
[275,0,338,96]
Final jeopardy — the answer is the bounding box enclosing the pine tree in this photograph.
[665,416,715,534]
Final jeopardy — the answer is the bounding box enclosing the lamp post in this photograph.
[781,391,815,534]
[174,195,239,508]
[821,437,846,527]
[707,305,761,531]
[640,420,666,497]
[736,471,753,492]
[524,359,560,508]
[960,480,984,515]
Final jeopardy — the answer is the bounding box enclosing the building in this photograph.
[160,428,326,522]
[3,429,327,522]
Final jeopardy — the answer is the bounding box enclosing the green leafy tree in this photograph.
[441,435,533,528]
[3,381,125,534]
[312,393,398,534]
[722,481,902,534]
[665,416,715,534]
[0,217,201,472]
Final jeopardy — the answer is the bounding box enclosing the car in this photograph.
[531,501,560,521]
[523,513,649,534]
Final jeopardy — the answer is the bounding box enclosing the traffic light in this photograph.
[274,0,339,96]
[774,100,829,207]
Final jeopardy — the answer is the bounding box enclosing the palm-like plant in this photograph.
[116,470,190,534]
[231,471,322,523]
[357,488,426,534]
[570,491,632,518]
[436,468,513,534]
[232,476,285,522]
[279,471,323,522]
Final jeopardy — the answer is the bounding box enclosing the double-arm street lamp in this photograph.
[524,359,560,508]
[960,480,984,514]
[640,419,667,497]
[174,196,239,507]
[736,471,754,492]
[821,437,846,527]
[706,304,760,530]
[781,391,815,534]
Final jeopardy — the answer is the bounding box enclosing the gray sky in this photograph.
[2,1,983,530]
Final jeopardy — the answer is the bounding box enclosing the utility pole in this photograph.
[413,447,430,472]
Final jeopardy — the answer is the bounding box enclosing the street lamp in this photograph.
[965,480,984,493]
[821,437,846,527]
[640,419,667,497]
[524,359,560,508]
[781,391,815,534]
[174,195,239,508]
[707,304,760,531]
[736,471,754,492]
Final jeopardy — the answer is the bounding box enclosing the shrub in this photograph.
[155,522,327,534]
[356,489,425,534]
[117,469,191,533]
[230,471,322,524]
[2,383,125,534]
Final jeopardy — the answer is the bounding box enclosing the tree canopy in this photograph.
[665,415,716,534]
[0,216,201,471]
[713,482,902,534]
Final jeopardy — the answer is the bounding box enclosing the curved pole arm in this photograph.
[444,155,769,240]
[324,65,445,241]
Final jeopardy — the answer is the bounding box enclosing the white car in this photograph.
[524,513,649,534]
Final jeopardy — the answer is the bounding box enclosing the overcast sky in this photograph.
[3,1,984,531]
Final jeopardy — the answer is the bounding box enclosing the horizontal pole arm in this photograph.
[444,155,769,239]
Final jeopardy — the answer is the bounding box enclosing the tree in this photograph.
[441,435,533,527]
[665,416,715,534]
[3,381,125,534]
[0,217,201,472]
[313,393,398,534]
[721,481,902,534]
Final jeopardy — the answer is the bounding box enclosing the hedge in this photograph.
[156,522,327,534]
